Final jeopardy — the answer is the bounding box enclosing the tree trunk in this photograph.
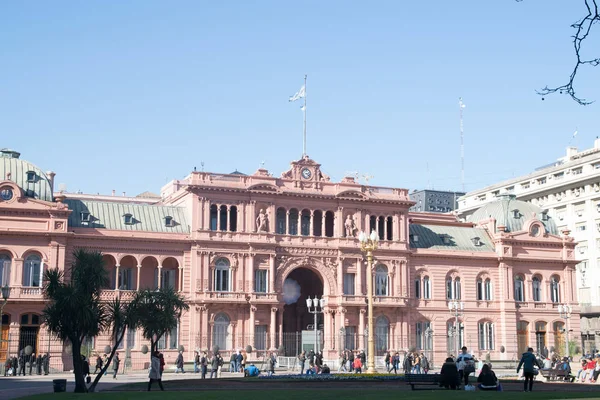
[88,330,126,393]
[71,338,87,393]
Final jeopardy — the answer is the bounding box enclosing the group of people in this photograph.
[576,355,600,383]
[3,350,51,376]
[331,349,366,373]
[190,350,225,378]
[400,351,430,374]
[90,352,122,380]
[227,350,248,373]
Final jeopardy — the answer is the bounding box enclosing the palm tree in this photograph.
[42,249,109,393]
[131,287,189,356]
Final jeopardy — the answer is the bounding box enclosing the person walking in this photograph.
[200,352,208,379]
[194,351,200,373]
[456,346,474,386]
[517,347,542,392]
[112,352,121,379]
[390,352,399,374]
[420,353,430,374]
[298,351,306,374]
[94,354,103,374]
[175,350,185,373]
[384,351,391,372]
[210,354,219,378]
[229,352,237,373]
[148,351,165,391]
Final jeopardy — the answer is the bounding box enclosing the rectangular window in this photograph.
[118,268,133,290]
[521,182,530,189]
[169,324,178,349]
[537,177,547,185]
[484,280,492,301]
[254,325,267,350]
[505,186,514,193]
[478,323,495,350]
[446,279,452,300]
[344,326,357,350]
[157,333,166,350]
[162,269,176,290]
[255,269,268,293]
[447,322,464,355]
[215,269,229,292]
[576,224,587,232]
[126,328,136,349]
[573,167,583,175]
[343,273,355,295]
[554,172,564,180]
[415,321,432,350]
[477,280,484,301]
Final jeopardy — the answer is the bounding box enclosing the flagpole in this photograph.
[303,74,307,157]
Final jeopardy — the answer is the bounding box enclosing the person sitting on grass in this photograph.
[321,364,331,374]
[477,364,499,391]
[244,363,260,377]
[439,357,460,390]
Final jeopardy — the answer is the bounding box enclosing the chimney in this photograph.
[595,136,600,149]
[112,190,116,196]
[566,146,578,159]
[122,191,126,197]
[46,171,56,194]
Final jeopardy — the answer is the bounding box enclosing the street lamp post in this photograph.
[558,304,572,359]
[424,326,434,368]
[448,301,464,357]
[358,230,379,374]
[306,296,325,353]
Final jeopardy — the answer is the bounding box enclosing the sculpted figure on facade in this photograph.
[344,214,356,237]
[256,209,269,232]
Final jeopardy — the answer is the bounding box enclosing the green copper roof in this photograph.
[409,224,494,252]
[65,199,190,233]
[468,194,558,235]
[0,148,54,202]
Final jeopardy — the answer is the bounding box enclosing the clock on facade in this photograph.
[301,168,312,179]
[0,187,13,201]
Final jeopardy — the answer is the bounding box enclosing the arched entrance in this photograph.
[281,267,323,355]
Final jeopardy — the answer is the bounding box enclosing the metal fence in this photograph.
[1,329,71,376]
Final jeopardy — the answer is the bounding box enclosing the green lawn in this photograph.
[21,390,600,400]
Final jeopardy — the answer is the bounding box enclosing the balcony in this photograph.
[203,291,249,302]
[99,290,136,302]
[5,286,43,299]
[250,293,278,302]
[372,296,405,306]
[341,295,366,304]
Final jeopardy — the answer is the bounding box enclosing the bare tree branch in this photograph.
[517,0,600,105]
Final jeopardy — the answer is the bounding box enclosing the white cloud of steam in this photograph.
[282,278,301,305]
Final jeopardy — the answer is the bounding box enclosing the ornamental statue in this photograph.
[256,209,269,232]
[344,215,356,237]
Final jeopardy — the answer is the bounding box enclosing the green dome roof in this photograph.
[0,148,54,202]
[468,194,558,235]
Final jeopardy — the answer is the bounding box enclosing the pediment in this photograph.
[506,230,564,243]
[336,190,366,199]
[247,183,279,192]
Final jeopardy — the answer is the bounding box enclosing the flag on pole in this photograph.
[573,129,578,138]
[300,105,306,111]
[289,85,305,102]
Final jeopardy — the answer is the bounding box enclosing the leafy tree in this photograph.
[131,288,189,356]
[42,249,109,393]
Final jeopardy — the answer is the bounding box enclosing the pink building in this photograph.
[0,149,580,370]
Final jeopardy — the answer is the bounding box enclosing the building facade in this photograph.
[457,139,600,353]
[0,149,580,370]
[409,189,465,213]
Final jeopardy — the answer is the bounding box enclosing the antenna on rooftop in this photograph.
[201,161,205,172]
[459,97,466,192]
[360,173,374,184]
[344,171,359,180]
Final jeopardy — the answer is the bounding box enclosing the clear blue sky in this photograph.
[1,1,598,196]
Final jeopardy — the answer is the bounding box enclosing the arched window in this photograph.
[423,276,431,299]
[478,277,492,301]
[553,321,566,355]
[214,258,230,292]
[532,276,542,302]
[514,275,524,302]
[23,254,42,287]
[478,321,495,350]
[550,276,560,303]
[416,321,432,350]
[375,316,389,353]
[484,279,492,301]
[213,313,231,351]
[446,276,461,300]
[535,321,547,355]
[276,208,287,234]
[0,253,11,286]
[375,265,389,296]
[414,278,421,299]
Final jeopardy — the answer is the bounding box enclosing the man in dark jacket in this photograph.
[348,350,354,372]
[94,355,103,374]
[200,352,208,379]
[175,351,185,373]
[112,352,121,379]
[517,347,541,392]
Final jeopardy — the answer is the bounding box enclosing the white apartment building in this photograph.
[457,139,600,353]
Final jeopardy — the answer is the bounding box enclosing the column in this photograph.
[365,212,370,233]
[136,265,141,290]
[247,253,255,293]
[230,322,237,350]
[337,258,344,296]
[375,216,380,237]
[356,258,362,296]
[297,211,302,235]
[249,306,257,347]
[323,309,332,350]
[249,201,256,232]
[401,260,408,297]
[269,203,276,234]
[231,264,237,292]
[336,308,346,350]
[309,210,314,236]
[393,213,399,241]
[226,205,231,231]
[11,258,23,287]
[383,217,388,241]
[270,307,278,350]
[278,308,284,348]
[321,211,326,237]
[157,265,163,289]
[269,255,276,293]
[201,306,208,349]
[286,210,291,235]
[216,204,221,231]
[114,264,120,290]
[359,308,366,350]
[336,207,344,237]
[399,212,406,242]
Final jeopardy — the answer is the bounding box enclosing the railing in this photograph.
[204,291,248,300]
[534,303,547,309]
[251,293,278,301]
[342,295,365,303]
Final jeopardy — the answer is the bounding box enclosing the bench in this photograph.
[540,369,574,382]
[405,373,443,390]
